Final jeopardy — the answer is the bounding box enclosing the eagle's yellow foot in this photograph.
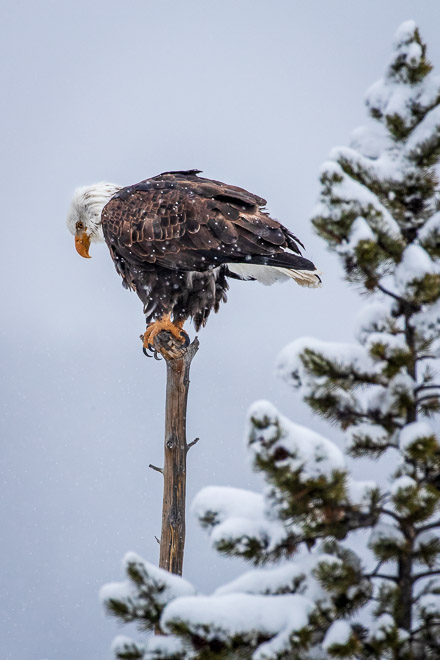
[141,315,189,359]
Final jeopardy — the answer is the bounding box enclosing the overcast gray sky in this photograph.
[2,2,440,659]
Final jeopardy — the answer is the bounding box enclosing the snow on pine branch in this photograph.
[100,552,195,629]
[395,244,440,296]
[247,401,379,534]
[213,551,341,605]
[399,420,439,452]
[193,401,378,564]
[247,400,345,481]
[277,336,380,391]
[413,299,440,357]
[365,20,439,134]
[191,485,290,561]
[354,302,395,345]
[330,144,404,186]
[155,539,371,658]
[322,620,356,655]
[111,634,186,660]
[315,159,402,245]
[311,22,440,309]
[419,211,440,245]
[404,105,440,163]
[275,305,439,457]
[104,543,371,659]
[276,336,396,441]
[161,592,316,660]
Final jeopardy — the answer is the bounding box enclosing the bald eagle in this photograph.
[67,170,320,355]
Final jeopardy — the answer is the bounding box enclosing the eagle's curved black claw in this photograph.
[143,347,152,358]
[180,331,190,347]
[154,350,162,361]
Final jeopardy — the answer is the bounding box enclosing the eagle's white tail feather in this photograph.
[226,263,322,287]
[275,266,322,288]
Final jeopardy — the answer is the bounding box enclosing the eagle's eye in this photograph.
[76,221,84,232]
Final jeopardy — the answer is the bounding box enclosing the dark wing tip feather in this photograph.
[285,229,305,254]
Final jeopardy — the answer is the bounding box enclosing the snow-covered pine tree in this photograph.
[101,403,380,659]
[101,21,440,659]
[280,19,440,655]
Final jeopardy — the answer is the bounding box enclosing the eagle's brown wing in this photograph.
[101,170,310,283]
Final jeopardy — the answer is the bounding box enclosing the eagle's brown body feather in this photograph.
[101,170,317,330]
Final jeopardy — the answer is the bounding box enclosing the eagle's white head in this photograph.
[66,182,121,258]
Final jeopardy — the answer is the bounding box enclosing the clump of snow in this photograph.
[214,552,341,607]
[399,421,437,451]
[247,399,279,426]
[276,336,378,391]
[414,530,439,552]
[192,486,267,526]
[412,298,440,354]
[347,422,393,452]
[124,552,194,599]
[349,124,390,159]
[392,481,434,514]
[364,372,415,419]
[248,400,345,481]
[355,302,392,345]
[390,475,417,496]
[393,20,417,48]
[143,635,187,659]
[318,161,401,239]
[366,77,411,127]
[365,331,409,360]
[390,21,423,73]
[346,217,375,252]
[363,20,440,143]
[332,143,406,184]
[346,478,377,512]
[277,334,417,442]
[111,636,144,658]
[210,514,289,556]
[369,523,406,549]
[419,211,440,243]
[161,593,315,660]
[100,580,131,604]
[395,245,440,295]
[368,613,395,641]
[111,635,186,660]
[322,620,352,651]
[418,593,440,617]
[100,552,195,609]
[405,106,440,159]
[191,485,288,554]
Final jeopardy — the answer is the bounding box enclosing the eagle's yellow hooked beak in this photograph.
[75,232,91,259]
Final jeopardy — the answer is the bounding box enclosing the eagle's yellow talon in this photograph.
[141,314,188,356]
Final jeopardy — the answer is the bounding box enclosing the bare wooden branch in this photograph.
[186,437,200,453]
[412,569,440,583]
[417,519,440,533]
[149,464,164,475]
[417,395,440,406]
[151,330,199,576]
[414,383,440,394]
[379,507,402,524]
[370,573,399,583]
